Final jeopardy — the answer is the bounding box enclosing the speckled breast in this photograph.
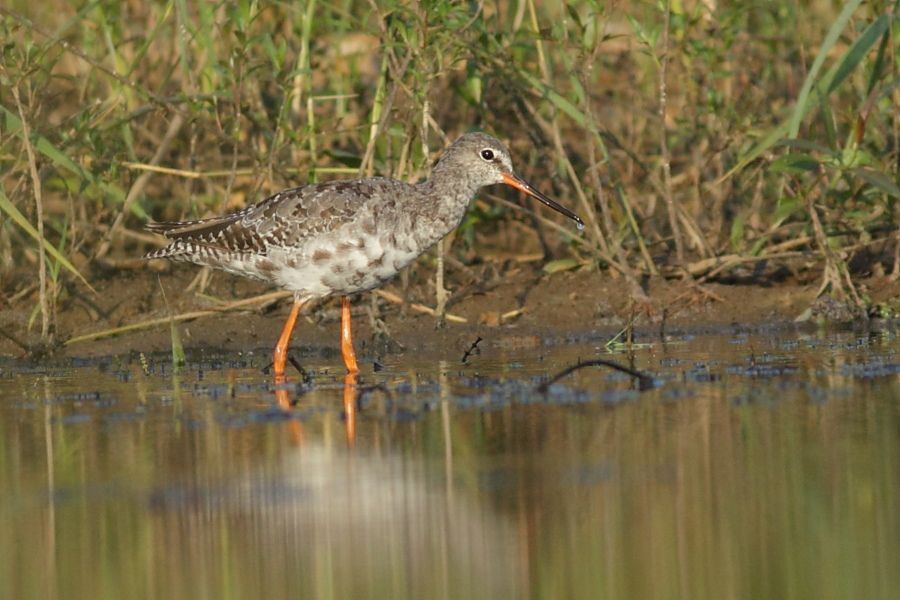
[265,227,422,299]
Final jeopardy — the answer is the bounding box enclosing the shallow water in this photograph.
[1,325,898,599]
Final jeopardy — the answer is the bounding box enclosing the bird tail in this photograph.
[144,212,246,260]
[143,239,203,260]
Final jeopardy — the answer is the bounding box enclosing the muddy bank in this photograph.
[2,265,899,361]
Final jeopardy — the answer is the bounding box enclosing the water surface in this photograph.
[1,326,897,599]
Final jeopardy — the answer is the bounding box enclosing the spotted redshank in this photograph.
[145,132,583,376]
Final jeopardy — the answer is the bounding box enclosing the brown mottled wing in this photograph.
[238,179,385,245]
[144,177,403,261]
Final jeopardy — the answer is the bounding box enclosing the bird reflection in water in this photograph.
[274,370,359,446]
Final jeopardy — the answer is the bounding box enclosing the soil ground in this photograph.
[3,261,898,362]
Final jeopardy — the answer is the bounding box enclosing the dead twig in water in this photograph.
[461,336,483,364]
[262,356,312,385]
[537,359,655,393]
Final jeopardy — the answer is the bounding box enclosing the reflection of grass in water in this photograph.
[0,331,898,597]
[168,318,185,371]
[157,280,185,371]
[499,390,899,599]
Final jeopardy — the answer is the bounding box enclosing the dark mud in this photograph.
[3,264,899,362]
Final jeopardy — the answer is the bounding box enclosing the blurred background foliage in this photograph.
[0,0,897,339]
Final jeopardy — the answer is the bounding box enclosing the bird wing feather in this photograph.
[146,177,405,259]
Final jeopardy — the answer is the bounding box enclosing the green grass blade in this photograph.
[821,14,889,95]
[2,105,92,182]
[169,318,185,369]
[723,9,885,182]
[787,0,862,137]
[0,188,96,293]
[719,119,790,182]
[516,68,588,129]
[127,0,175,77]
[864,13,891,96]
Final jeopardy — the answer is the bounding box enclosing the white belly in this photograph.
[266,239,419,299]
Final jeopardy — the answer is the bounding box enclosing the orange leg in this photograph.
[273,299,303,378]
[271,298,304,445]
[340,296,360,374]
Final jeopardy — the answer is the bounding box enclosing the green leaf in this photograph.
[788,13,889,142]
[773,198,802,222]
[729,214,745,251]
[0,188,96,293]
[626,15,659,49]
[768,153,821,175]
[851,168,900,199]
[864,15,892,95]
[565,4,584,33]
[464,71,483,106]
[543,258,581,274]
[516,69,588,128]
[840,146,875,169]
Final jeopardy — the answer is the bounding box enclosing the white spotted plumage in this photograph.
[145,132,582,303]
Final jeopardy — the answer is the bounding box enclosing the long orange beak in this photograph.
[501,173,584,229]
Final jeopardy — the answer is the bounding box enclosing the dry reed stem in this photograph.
[360,56,413,177]
[359,1,413,178]
[291,0,316,119]
[614,186,657,275]
[692,252,805,280]
[576,36,649,299]
[687,237,813,279]
[64,290,293,346]
[12,84,50,341]
[891,231,899,281]
[807,178,864,311]
[374,290,467,323]
[120,163,358,179]
[64,286,470,347]
[658,0,684,267]
[96,113,185,259]
[691,232,892,281]
[424,99,449,323]
[120,163,220,179]
[524,0,608,262]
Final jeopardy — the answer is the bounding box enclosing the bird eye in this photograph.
[480,149,495,161]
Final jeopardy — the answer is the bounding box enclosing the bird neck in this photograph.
[411,165,479,247]
[419,162,480,227]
